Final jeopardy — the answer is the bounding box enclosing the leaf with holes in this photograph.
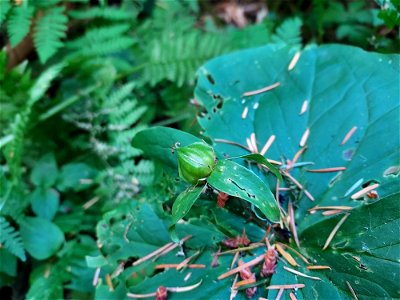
[194,44,399,298]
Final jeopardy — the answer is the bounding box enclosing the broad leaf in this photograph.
[20,217,64,260]
[30,188,59,221]
[194,44,399,298]
[207,159,280,223]
[30,153,58,188]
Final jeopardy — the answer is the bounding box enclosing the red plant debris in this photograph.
[155,286,168,300]
[238,260,257,298]
[222,229,251,248]
[261,238,277,277]
[217,192,230,208]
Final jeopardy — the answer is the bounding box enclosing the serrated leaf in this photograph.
[0,217,26,261]
[207,159,280,223]
[0,1,11,26]
[33,7,68,63]
[7,5,34,47]
[20,217,64,260]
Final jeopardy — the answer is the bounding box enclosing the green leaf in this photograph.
[29,63,64,104]
[235,153,282,181]
[194,44,399,298]
[85,255,107,268]
[132,126,202,171]
[56,163,96,192]
[30,153,58,187]
[0,1,11,26]
[20,217,64,260]
[207,159,280,223]
[30,188,59,220]
[7,5,34,47]
[0,217,26,261]
[33,7,68,63]
[171,186,204,225]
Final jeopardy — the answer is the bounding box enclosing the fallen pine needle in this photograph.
[250,133,259,153]
[289,147,307,170]
[177,250,200,270]
[307,167,346,173]
[276,243,298,266]
[303,190,315,201]
[288,52,301,71]
[288,202,300,248]
[323,213,350,250]
[267,284,305,290]
[127,280,203,298]
[341,126,357,145]
[155,264,205,269]
[105,274,114,291]
[307,265,331,270]
[283,171,314,201]
[299,100,308,115]
[127,291,156,298]
[218,254,265,280]
[351,184,379,200]
[230,274,239,300]
[308,205,353,212]
[218,243,264,256]
[344,179,364,197]
[184,272,192,281]
[83,196,100,210]
[242,82,281,97]
[277,243,310,264]
[260,135,276,156]
[276,288,284,300]
[214,138,252,152]
[234,278,256,288]
[283,266,321,281]
[153,235,192,260]
[299,128,310,147]
[246,137,256,153]
[231,251,240,269]
[242,106,249,119]
[346,281,359,300]
[92,267,101,286]
[289,292,298,300]
[322,209,345,216]
[259,297,268,300]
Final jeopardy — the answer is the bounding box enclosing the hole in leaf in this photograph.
[342,148,355,161]
[206,73,215,85]
[362,179,380,188]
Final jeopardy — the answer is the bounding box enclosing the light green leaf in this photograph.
[7,5,34,47]
[171,185,204,225]
[30,153,58,187]
[20,217,64,260]
[56,163,96,192]
[207,159,280,223]
[30,188,59,220]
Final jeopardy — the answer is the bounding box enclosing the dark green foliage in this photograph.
[0,217,26,261]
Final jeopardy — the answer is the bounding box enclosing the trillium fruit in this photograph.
[177,142,216,184]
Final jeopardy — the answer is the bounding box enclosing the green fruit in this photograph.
[177,142,216,184]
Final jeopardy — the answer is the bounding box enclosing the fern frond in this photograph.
[33,7,68,63]
[7,5,34,47]
[67,24,134,57]
[271,17,303,47]
[68,7,133,20]
[143,30,229,87]
[0,217,26,261]
[0,0,11,26]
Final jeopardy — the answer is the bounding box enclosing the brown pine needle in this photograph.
[83,196,100,210]
[230,274,239,300]
[214,138,252,152]
[289,147,307,170]
[133,242,174,266]
[242,106,249,119]
[276,243,298,266]
[341,126,357,145]
[283,171,314,201]
[234,278,256,288]
[303,190,315,201]
[127,291,157,298]
[299,128,310,147]
[267,284,305,290]
[242,82,280,97]
[308,206,353,212]
[276,288,284,300]
[246,137,256,153]
[166,280,203,292]
[105,274,114,291]
[155,264,205,269]
[299,100,308,115]
[153,235,192,261]
[307,167,346,173]
[307,265,331,270]
[288,52,301,71]
[277,243,310,264]
[283,266,321,281]
[92,267,101,286]
[177,250,200,270]
[288,202,300,248]
[184,272,192,281]
[322,209,344,216]
[218,254,265,280]
[231,251,240,269]
[218,243,265,255]
[289,292,298,300]
[260,135,276,156]
[323,213,350,250]
[346,281,359,300]
[351,184,379,200]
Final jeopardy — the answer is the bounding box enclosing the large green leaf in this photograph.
[194,44,399,298]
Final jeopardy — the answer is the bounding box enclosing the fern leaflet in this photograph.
[69,6,133,20]
[7,5,34,47]
[33,7,68,63]
[0,217,26,261]
[271,17,303,47]
[0,0,11,26]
